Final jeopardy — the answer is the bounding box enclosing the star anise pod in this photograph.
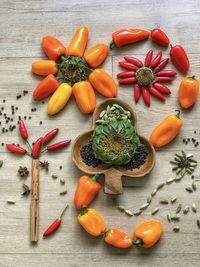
[40,160,49,171]
[21,183,31,197]
[18,166,29,178]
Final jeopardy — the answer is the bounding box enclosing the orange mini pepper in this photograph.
[42,36,66,61]
[74,175,101,209]
[32,60,58,76]
[178,76,199,109]
[33,74,59,100]
[83,44,108,68]
[67,26,89,58]
[104,228,132,249]
[149,110,183,148]
[89,68,117,98]
[110,28,150,49]
[133,220,163,248]
[77,206,106,237]
[73,81,96,114]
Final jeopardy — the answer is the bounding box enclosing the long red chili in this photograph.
[119,77,137,84]
[124,56,143,67]
[141,86,151,106]
[155,77,173,83]
[118,62,137,71]
[117,71,135,78]
[43,204,69,237]
[43,128,59,144]
[154,58,169,72]
[153,83,171,94]
[19,120,28,140]
[156,70,177,77]
[6,144,26,155]
[150,51,162,68]
[149,86,165,102]
[145,50,153,67]
[47,140,71,151]
[32,137,43,159]
[134,84,141,103]
[170,44,189,73]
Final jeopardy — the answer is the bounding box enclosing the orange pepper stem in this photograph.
[133,238,144,246]
[91,175,99,182]
[109,40,115,50]
[175,109,181,119]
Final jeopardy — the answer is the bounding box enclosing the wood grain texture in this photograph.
[0,0,200,266]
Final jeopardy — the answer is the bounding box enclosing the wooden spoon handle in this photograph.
[104,168,123,194]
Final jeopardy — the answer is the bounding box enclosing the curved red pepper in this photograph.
[119,77,137,84]
[6,144,26,155]
[155,77,173,83]
[154,58,169,73]
[151,28,169,47]
[150,51,162,68]
[156,70,177,77]
[170,45,189,73]
[43,128,59,144]
[149,86,165,102]
[134,84,141,103]
[47,140,71,151]
[124,56,143,67]
[153,83,171,94]
[145,50,153,67]
[118,62,137,71]
[117,71,135,78]
[141,86,151,106]
[19,120,28,140]
[32,137,43,159]
[42,36,66,61]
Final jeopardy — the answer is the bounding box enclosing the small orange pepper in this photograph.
[77,206,106,237]
[104,228,133,248]
[32,60,58,76]
[149,110,183,148]
[83,44,108,68]
[133,220,163,248]
[67,26,89,57]
[42,36,66,61]
[89,68,117,98]
[74,175,101,209]
[178,76,199,109]
[33,74,59,100]
[73,81,96,114]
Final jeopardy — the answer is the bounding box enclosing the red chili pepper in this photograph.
[151,28,169,47]
[118,62,137,71]
[156,70,177,77]
[154,58,169,72]
[134,84,141,103]
[6,144,26,155]
[117,71,135,78]
[170,44,189,73]
[149,86,166,102]
[43,128,59,144]
[32,137,43,159]
[141,86,151,106]
[47,140,71,151]
[119,77,137,84]
[153,83,171,95]
[42,36,66,62]
[33,74,60,101]
[124,56,143,67]
[145,50,153,67]
[19,120,28,140]
[150,51,162,68]
[155,77,173,83]
[43,204,69,237]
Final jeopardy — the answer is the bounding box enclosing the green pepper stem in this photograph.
[59,204,69,219]
[175,109,181,119]
[80,205,88,216]
[189,75,196,80]
[133,238,144,246]
[59,55,66,62]
[109,40,115,50]
[91,175,99,181]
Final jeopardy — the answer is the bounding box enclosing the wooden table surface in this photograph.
[0,0,200,266]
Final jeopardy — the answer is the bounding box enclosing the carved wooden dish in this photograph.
[72,99,156,194]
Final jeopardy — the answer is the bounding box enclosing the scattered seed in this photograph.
[60,178,65,185]
[185,187,193,193]
[125,209,133,216]
[192,203,197,213]
[197,219,200,229]
[173,226,180,232]
[160,200,169,205]
[147,195,152,203]
[171,216,180,221]
[59,190,67,195]
[151,207,159,215]
[133,210,142,216]
[0,160,3,168]
[140,203,149,210]
[167,213,171,222]
[52,174,58,179]
[166,178,175,184]
[117,205,125,211]
[192,182,197,191]
[151,189,157,197]
[183,206,190,215]
[157,183,165,190]
[7,200,15,204]
[171,197,177,204]
[187,154,194,158]
[176,204,182,214]
[175,175,183,182]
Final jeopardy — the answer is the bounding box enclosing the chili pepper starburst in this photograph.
[32,26,117,115]
[117,50,177,106]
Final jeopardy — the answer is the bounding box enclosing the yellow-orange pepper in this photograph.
[47,83,72,115]
[133,220,163,248]
[149,110,183,148]
[32,60,58,76]
[104,228,132,248]
[89,68,117,98]
[178,76,199,109]
[67,26,89,57]
[77,206,106,236]
[73,81,96,114]
[83,44,108,68]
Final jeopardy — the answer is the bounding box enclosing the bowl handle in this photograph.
[104,168,123,194]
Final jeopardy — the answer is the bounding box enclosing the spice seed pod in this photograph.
[157,183,165,190]
[160,200,169,204]
[192,182,197,191]
[183,206,190,214]
[117,205,126,211]
[134,210,142,216]
[197,220,200,229]
[167,213,171,222]
[151,207,159,215]
[176,204,182,214]
[166,178,175,184]
[151,189,157,197]
[173,226,180,232]
[171,197,177,204]
[171,216,180,221]
[125,210,133,216]
[140,203,149,210]
[185,187,193,193]
[192,203,197,213]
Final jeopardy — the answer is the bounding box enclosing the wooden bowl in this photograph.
[72,99,156,194]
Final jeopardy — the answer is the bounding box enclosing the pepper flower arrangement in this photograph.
[32,26,117,115]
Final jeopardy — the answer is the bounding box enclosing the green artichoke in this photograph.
[92,119,140,165]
